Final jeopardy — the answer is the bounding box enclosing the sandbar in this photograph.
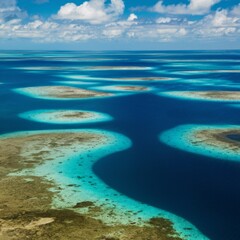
[114,85,149,91]
[158,91,240,102]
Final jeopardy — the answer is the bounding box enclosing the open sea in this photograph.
[1,50,240,240]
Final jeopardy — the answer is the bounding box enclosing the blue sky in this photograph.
[0,0,239,50]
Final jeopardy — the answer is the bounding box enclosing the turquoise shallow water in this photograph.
[1,50,240,240]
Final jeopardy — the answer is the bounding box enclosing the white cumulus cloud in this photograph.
[156,17,172,24]
[127,13,138,21]
[56,0,124,24]
[152,0,220,15]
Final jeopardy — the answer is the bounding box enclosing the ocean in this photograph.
[1,50,240,240]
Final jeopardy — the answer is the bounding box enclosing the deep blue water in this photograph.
[0,50,240,240]
[227,134,240,142]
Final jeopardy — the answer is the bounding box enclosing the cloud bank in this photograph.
[0,0,239,46]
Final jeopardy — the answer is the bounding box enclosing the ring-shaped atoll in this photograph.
[19,109,113,124]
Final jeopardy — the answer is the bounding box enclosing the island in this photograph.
[14,86,112,100]
[19,109,113,124]
[160,125,240,162]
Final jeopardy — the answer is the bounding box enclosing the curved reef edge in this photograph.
[0,129,208,240]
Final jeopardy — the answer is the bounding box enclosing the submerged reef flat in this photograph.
[163,63,216,68]
[111,77,174,81]
[19,110,113,124]
[41,57,125,62]
[13,66,85,71]
[91,85,153,94]
[175,70,240,75]
[160,125,240,162]
[114,85,149,91]
[186,70,240,73]
[0,129,208,240]
[158,91,240,102]
[53,80,98,86]
[84,66,152,71]
[141,59,240,63]
[178,78,235,88]
[58,74,173,82]
[228,104,240,109]
[97,85,150,92]
[14,86,112,100]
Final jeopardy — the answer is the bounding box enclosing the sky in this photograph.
[0,0,239,50]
